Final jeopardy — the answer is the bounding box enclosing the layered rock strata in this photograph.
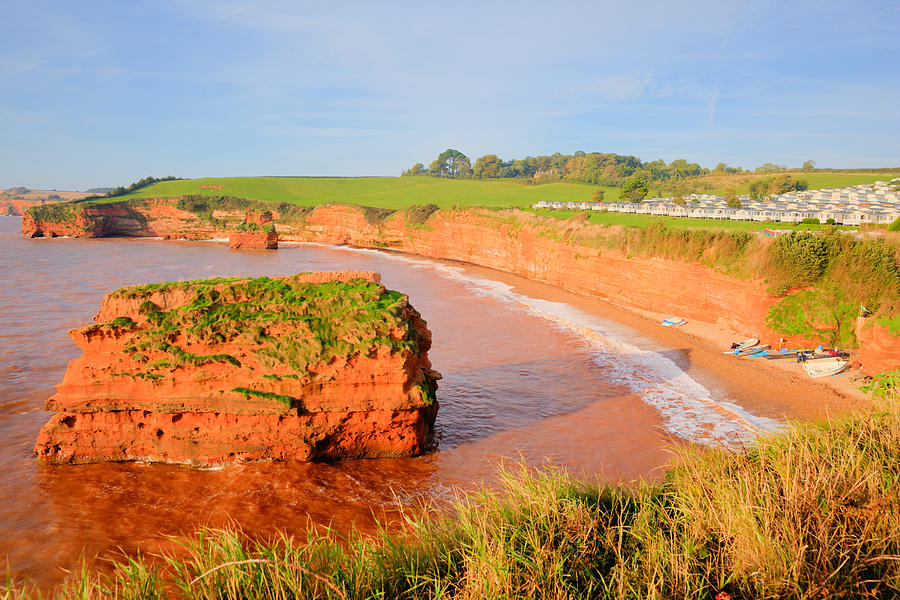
[35,271,440,464]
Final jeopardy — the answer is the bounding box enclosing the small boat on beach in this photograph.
[734,344,770,357]
[724,338,758,354]
[793,349,850,363]
[662,317,687,327]
[762,349,800,360]
[803,357,849,378]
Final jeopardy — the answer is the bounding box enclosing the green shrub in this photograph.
[404,204,440,226]
[766,289,857,346]
[768,231,832,292]
[861,368,900,399]
[362,206,396,225]
[25,203,80,223]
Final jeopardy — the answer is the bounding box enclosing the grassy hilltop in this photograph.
[71,173,895,233]
[101,176,610,209]
[94,172,891,212]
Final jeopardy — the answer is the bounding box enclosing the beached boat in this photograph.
[662,317,687,327]
[762,349,800,360]
[734,344,770,357]
[793,349,850,363]
[724,338,758,354]
[803,357,848,378]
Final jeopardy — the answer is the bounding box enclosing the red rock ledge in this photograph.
[229,210,278,249]
[34,270,440,464]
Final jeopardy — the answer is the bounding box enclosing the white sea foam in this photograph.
[321,246,783,448]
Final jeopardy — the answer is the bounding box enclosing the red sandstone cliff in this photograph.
[855,319,900,377]
[35,270,440,464]
[22,201,229,239]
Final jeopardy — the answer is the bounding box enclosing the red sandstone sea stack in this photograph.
[229,210,278,249]
[35,270,440,464]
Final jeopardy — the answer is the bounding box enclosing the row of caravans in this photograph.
[532,201,900,226]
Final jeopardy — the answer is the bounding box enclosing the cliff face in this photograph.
[35,271,440,464]
[289,206,781,339]
[22,201,228,239]
[228,230,278,249]
[855,320,900,377]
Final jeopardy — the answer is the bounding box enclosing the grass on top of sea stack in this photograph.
[107,274,419,379]
[10,392,898,599]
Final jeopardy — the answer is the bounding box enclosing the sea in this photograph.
[0,217,779,590]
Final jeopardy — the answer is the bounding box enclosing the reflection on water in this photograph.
[0,217,740,590]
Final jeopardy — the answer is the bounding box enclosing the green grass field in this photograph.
[102,173,892,212]
[106,176,613,209]
[532,209,858,232]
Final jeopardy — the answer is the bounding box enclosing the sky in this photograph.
[1,0,899,190]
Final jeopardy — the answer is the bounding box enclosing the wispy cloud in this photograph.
[219,0,266,20]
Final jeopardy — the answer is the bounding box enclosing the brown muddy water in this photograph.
[0,217,779,590]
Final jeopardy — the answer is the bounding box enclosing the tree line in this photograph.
[403,149,665,186]
[402,149,831,187]
[403,150,835,202]
[103,176,181,198]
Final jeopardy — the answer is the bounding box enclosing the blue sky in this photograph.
[1,0,898,190]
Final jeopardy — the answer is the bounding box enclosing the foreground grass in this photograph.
[98,177,608,209]
[10,397,899,599]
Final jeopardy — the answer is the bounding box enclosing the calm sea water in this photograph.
[0,217,774,590]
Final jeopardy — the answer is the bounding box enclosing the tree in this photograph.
[723,187,738,203]
[748,178,771,200]
[431,149,472,177]
[474,154,502,178]
[768,174,809,195]
[591,189,605,202]
[802,160,816,172]
[727,197,742,209]
[755,163,788,174]
[621,174,649,203]
[673,196,686,206]
[401,163,428,176]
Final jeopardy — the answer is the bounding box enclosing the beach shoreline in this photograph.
[417,253,867,427]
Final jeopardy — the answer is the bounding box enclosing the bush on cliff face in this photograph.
[767,231,832,293]
[766,288,859,347]
[362,206,396,225]
[25,203,81,223]
[405,204,440,227]
[30,398,900,599]
[763,232,900,344]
